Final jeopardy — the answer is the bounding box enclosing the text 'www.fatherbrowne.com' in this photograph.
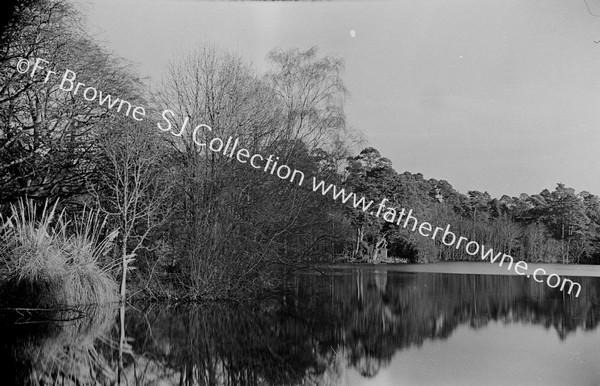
[311,178,582,298]
[17,57,582,298]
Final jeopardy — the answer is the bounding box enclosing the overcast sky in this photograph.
[75,0,600,198]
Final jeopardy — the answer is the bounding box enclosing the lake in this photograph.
[1,263,600,385]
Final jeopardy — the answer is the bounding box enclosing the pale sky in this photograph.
[75,0,600,198]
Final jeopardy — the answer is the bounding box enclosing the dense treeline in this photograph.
[343,147,600,265]
[0,0,355,300]
[1,0,598,303]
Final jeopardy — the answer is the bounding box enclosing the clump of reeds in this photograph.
[0,199,119,307]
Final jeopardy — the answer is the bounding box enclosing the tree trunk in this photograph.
[117,302,126,384]
[120,235,128,302]
[371,235,387,263]
[354,226,364,259]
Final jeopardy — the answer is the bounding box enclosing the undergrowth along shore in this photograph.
[0,200,118,307]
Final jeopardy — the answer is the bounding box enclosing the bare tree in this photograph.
[94,119,170,301]
[266,46,348,154]
[0,0,141,205]
[152,44,354,297]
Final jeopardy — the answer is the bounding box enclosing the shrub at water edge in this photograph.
[0,200,118,307]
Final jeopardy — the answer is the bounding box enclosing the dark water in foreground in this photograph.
[1,266,600,385]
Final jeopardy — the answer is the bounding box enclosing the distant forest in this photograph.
[1,0,598,299]
[340,147,600,265]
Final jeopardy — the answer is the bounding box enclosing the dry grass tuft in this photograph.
[0,199,118,307]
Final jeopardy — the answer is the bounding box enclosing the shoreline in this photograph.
[326,261,600,277]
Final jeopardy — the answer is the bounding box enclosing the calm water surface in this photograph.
[2,265,600,385]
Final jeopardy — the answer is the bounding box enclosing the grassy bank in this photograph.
[0,200,118,307]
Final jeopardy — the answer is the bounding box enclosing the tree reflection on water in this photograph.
[1,269,599,385]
